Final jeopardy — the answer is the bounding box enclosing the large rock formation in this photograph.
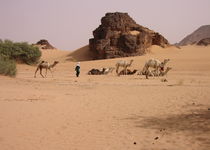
[178,25,210,46]
[197,38,210,46]
[36,39,55,49]
[89,12,169,59]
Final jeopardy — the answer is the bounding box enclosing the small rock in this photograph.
[154,137,159,140]
[133,142,136,145]
[208,108,210,110]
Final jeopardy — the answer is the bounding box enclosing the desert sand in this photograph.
[0,45,210,150]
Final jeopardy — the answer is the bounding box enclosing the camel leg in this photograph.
[155,67,159,77]
[151,70,155,78]
[45,68,48,77]
[157,69,160,77]
[34,67,39,78]
[125,67,128,75]
[150,69,156,79]
[49,68,53,77]
[117,70,121,76]
[142,66,148,75]
[145,69,149,79]
[40,68,45,78]
[116,65,119,74]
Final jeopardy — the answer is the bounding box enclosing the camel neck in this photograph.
[51,63,57,68]
[164,69,170,74]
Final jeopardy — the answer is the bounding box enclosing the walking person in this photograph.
[75,62,80,77]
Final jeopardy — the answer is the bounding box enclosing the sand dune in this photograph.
[40,49,71,63]
[40,45,94,63]
[67,45,94,61]
[0,45,210,150]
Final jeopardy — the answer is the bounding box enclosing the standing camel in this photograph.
[116,59,134,74]
[34,61,59,78]
[142,58,170,77]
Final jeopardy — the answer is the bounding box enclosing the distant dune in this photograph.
[40,49,70,63]
[38,45,94,63]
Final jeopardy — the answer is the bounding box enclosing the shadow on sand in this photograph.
[123,105,210,146]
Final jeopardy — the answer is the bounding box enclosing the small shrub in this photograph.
[0,40,41,64]
[0,56,16,77]
[0,39,41,77]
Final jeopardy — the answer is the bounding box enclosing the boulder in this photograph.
[89,12,169,59]
[36,39,55,49]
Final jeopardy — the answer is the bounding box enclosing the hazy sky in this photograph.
[1,0,210,50]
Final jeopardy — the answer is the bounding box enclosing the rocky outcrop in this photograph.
[36,39,55,49]
[89,12,169,59]
[178,25,210,46]
[197,38,210,46]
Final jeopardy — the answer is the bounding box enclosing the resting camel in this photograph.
[118,69,138,75]
[142,58,170,77]
[103,67,115,75]
[34,61,59,78]
[88,68,106,75]
[116,59,134,74]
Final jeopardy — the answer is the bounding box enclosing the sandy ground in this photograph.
[0,45,210,150]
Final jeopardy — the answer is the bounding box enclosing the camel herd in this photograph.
[86,58,171,78]
[34,58,171,79]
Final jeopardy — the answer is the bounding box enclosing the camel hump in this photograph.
[39,60,46,64]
